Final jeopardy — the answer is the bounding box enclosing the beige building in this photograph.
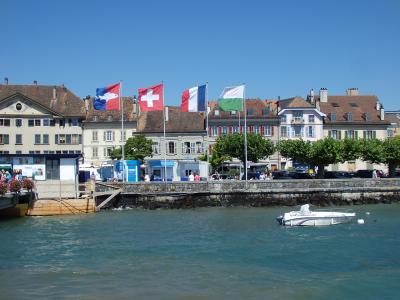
[317,88,390,172]
[135,106,207,181]
[0,82,85,155]
[82,97,137,167]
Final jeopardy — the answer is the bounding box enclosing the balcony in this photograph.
[291,118,304,124]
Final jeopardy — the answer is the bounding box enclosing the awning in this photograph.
[149,160,174,168]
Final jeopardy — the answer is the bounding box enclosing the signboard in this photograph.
[13,164,46,180]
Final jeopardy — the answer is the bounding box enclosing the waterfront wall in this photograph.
[95,179,400,209]
[27,198,96,216]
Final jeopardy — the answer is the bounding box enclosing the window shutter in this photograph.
[112,131,115,141]
[181,142,185,154]
[373,131,376,139]
[363,131,366,139]
[271,126,274,136]
[260,126,265,136]
[328,131,331,138]
[103,131,106,141]
[218,127,222,136]
[355,131,358,139]
[174,142,177,154]
[55,134,58,144]
[338,131,342,140]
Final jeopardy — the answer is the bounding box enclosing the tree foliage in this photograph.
[359,139,385,165]
[110,135,154,163]
[382,137,400,176]
[210,133,275,167]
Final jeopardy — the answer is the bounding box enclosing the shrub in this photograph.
[8,179,22,193]
[22,178,34,191]
[0,181,7,195]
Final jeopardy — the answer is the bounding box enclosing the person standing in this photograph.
[189,171,194,182]
[194,173,200,182]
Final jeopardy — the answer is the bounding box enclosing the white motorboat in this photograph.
[276,204,356,226]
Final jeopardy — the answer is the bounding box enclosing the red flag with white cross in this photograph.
[138,83,164,111]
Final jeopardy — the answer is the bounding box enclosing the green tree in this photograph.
[359,138,385,165]
[382,137,400,177]
[309,138,343,178]
[110,135,154,163]
[212,133,274,164]
[277,139,312,165]
[341,138,362,162]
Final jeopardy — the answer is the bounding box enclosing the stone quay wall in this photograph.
[95,179,400,209]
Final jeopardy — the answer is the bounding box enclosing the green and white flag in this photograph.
[218,85,245,111]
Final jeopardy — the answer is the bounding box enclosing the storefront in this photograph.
[147,160,175,181]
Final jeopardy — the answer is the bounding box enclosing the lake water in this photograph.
[1,204,399,299]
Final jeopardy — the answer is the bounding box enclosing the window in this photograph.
[263,107,270,115]
[293,111,303,120]
[264,125,271,136]
[16,151,22,154]
[294,126,302,137]
[93,147,98,158]
[168,141,176,154]
[28,120,34,127]
[35,134,41,144]
[43,134,49,144]
[364,112,371,121]
[59,119,65,127]
[0,134,9,144]
[152,142,160,154]
[307,126,314,138]
[107,115,113,121]
[280,115,287,123]
[363,130,376,139]
[329,130,341,140]
[346,112,353,122]
[92,131,98,142]
[247,108,254,116]
[120,131,126,142]
[345,130,357,139]
[29,151,34,154]
[43,119,50,126]
[50,119,55,126]
[308,115,315,123]
[280,126,288,137]
[214,110,220,116]
[0,119,10,126]
[71,134,79,144]
[196,142,203,153]
[35,119,41,126]
[69,150,75,154]
[15,119,22,127]
[16,103,22,110]
[15,134,22,144]
[254,125,259,134]
[231,111,237,115]
[212,126,217,136]
[58,134,66,144]
[183,142,191,154]
[330,113,337,122]
[105,131,113,141]
[222,127,228,135]
[388,130,394,138]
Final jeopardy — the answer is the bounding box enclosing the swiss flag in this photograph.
[138,84,164,111]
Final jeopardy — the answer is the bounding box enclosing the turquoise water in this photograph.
[1,204,400,300]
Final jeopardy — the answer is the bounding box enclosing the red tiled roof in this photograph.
[85,97,137,122]
[208,99,278,119]
[278,97,314,109]
[0,84,85,117]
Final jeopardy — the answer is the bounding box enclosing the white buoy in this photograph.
[357,219,365,224]
[366,212,370,215]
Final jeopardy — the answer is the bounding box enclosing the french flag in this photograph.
[181,84,206,112]
[93,83,120,111]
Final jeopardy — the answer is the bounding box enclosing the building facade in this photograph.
[135,106,207,181]
[82,97,137,167]
[208,99,280,171]
[318,88,390,172]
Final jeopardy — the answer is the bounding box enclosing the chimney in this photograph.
[84,96,90,112]
[376,101,381,111]
[33,80,37,85]
[309,89,315,104]
[132,96,138,115]
[380,106,385,120]
[346,88,359,96]
[50,86,58,108]
[319,88,328,103]
[4,77,8,85]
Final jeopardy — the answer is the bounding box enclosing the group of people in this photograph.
[0,169,23,182]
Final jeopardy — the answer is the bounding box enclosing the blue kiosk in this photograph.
[114,160,141,182]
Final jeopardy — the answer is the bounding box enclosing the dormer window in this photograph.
[107,115,113,121]
[93,116,98,122]
[214,110,220,116]
[247,108,254,116]
[280,115,287,123]
[263,107,270,115]
[346,112,353,121]
[330,113,337,122]
[231,111,237,115]
[364,112,371,121]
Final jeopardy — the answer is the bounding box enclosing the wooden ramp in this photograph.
[96,189,121,210]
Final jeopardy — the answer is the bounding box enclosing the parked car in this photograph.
[272,171,293,180]
[324,171,353,179]
[292,172,313,179]
[241,172,261,180]
[354,170,374,178]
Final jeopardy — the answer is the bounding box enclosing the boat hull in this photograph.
[280,215,355,226]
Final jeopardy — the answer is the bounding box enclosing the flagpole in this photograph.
[238,109,241,177]
[205,82,209,183]
[162,81,167,186]
[243,85,248,188]
[120,80,125,183]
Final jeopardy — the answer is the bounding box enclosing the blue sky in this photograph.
[2,0,400,110]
